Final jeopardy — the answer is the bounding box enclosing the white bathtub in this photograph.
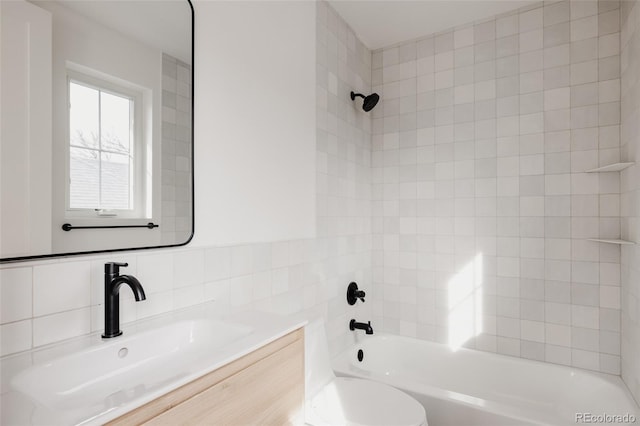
[333,334,640,426]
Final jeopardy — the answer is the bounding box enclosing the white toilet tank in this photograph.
[304,318,337,399]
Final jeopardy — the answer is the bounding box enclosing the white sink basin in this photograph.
[11,319,252,411]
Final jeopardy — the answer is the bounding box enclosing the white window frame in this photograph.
[65,68,148,219]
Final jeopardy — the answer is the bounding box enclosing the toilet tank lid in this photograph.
[308,377,427,426]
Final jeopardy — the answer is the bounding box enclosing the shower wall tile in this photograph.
[372,0,622,375]
[161,53,193,245]
[621,0,640,405]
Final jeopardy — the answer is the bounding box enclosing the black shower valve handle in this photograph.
[347,281,366,305]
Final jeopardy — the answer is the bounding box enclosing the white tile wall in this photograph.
[33,308,91,347]
[161,53,193,245]
[0,0,372,360]
[371,0,623,374]
[33,262,91,317]
[620,0,640,405]
[0,320,32,356]
[0,235,372,357]
[0,268,31,323]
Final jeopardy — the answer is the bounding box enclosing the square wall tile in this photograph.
[0,320,31,356]
[137,253,175,294]
[33,308,90,347]
[0,268,32,323]
[33,262,91,317]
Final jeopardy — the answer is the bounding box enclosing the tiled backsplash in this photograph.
[0,239,371,356]
[370,0,623,374]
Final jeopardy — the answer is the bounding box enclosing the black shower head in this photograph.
[350,91,380,112]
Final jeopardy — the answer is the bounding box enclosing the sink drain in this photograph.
[118,347,128,358]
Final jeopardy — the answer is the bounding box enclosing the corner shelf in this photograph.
[585,162,634,173]
[586,238,635,245]
[583,162,635,246]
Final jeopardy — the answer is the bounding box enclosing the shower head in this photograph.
[350,91,380,112]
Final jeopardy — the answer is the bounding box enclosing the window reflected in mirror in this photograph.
[68,71,147,218]
[0,0,193,262]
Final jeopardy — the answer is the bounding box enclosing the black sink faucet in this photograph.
[350,319,374,335]
[102,262,146,338]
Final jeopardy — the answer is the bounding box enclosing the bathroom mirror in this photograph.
[0,0,194,262]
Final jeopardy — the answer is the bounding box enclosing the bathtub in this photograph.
[332,334,640,426]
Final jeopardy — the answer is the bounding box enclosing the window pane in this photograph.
[69,82,99,149]
[101,152,130,210]
[70,147,99,208]
[101,92,131,154]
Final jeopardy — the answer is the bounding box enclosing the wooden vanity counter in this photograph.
[108,328,304,425]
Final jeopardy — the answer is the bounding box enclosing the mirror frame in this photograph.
[1,0,195,264]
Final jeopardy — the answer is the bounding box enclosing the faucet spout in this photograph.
[350,319,374,335]
[111,275,146,301]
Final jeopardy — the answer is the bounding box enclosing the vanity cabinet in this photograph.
[108,328,304,425]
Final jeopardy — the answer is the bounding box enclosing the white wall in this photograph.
[191,1,316,247]
[0,0,52,258]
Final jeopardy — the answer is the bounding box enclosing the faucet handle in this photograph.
[105,262,129,275]
[347,282,366,305]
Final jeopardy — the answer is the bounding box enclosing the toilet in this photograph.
[305,319,428,426]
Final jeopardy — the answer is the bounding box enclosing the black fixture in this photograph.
[350,91,379,112]
[350,319,374,335]
[62,222,159,231]
[102,262,146,338]
[347,282,366,305]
